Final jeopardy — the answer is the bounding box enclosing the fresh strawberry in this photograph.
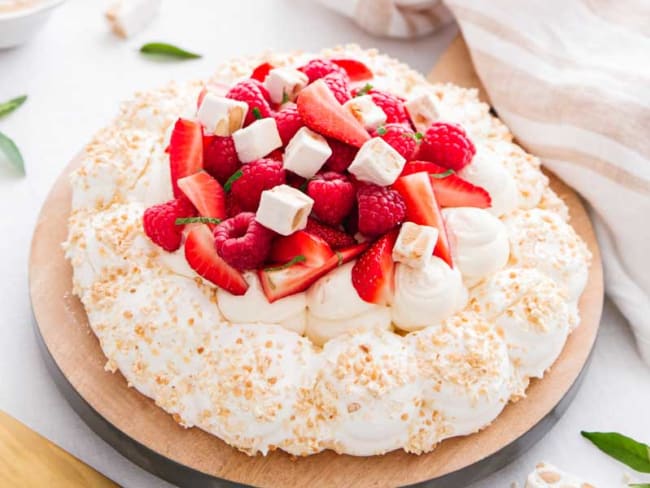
[297,80,370,148]
[269,230,334,268]
[169,118,203,198]
[307,172,355,226]
[392,171,453,266]
[305,218,356,249]
[177,171,226,226]
[184,224,248,295]
[213,212,275,270]
[142,198,196,252]
[259,242,367,302]
[298,58,347,83]
[372,123,418,160]
[229,158,286,211]
[251,62,274,82]
[357,184,406,237]
[226,79,272,126]
[401,161,491,208]
[331,58,373,82]
[321,72,351,104]
[324,139,357,172]
[367,89,410,126]
[418,122,476,171]
[273,103,304,145]
[202,135,240,184]
[351,230,398,305]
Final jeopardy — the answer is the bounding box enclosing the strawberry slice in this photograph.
[169,118,203,198]
[392,171,453,266]
[269,231,334,268]
[259,243,367,302]
[185,224,249,295]
[251,62,274,82]
[177,171,226,226]
[331,58,373,82]
[401,161,491,209]
[297,79,370,148]
[351,230,398,305]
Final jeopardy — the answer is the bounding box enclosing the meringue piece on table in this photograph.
[525,462,595,488]
[105,0,161,39]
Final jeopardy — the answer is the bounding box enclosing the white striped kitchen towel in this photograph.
[318,0,650,364]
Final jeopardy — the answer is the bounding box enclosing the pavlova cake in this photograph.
[64,45,591,457]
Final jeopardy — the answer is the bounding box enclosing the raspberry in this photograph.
[213,212,275,270]
[321,72,351,104]
[298,58,346,83]
[226,79,272,126]
[273,104,304,145]
[418,122,476,171]
[229,158,286,211]
[142,198,195,252]
[367,89,410,126]
[357,185,406,237]
[372,123,418,161]
[307,172,355,226]
[203,135,240,184]
[305,218,356,249]
[324,138,357,172]
[226,193,244,218]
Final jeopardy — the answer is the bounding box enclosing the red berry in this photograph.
[418,122,476,171]
[367,89,410,126]
[352,230,398,305]
[305,218,356,249]
[372,123,418,160]
[169,118,203,198]
[324,139,357,172]
[203,135,240,184]
[229,158,286,211]
[298,58,346,83]
[251,62,273,82]
[177,171,227,224]
[307,172,355,226]
[331,58,373,82]
[213,212,275,270]
[321,72,351,104]
[143,198,195,252]
[357,184,406,237]
[273,104,304,145]
[226,79,272,126]
[269,230,334,268]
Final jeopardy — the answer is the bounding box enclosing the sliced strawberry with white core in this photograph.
[269,231,334,268]
[297,79,370,148]
[331,58,373,82]
[251,62,274,82]
[177,171,226,227]
[259,242,367,302]
[392,171,453,266]
[184,224,248,295]
[169,118,203,198]
[401,161,491,209]
[351,230,398,305]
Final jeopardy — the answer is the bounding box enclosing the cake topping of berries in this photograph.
[203,135,241,184]
[229,158,286,211]
[143,198,196,252]
[213,212,275,270]
[273,103,304,145]
[307,172,356,226]
[372,123,419,161]
[324,139,357,173]
[298,58,347,83]
[304,218,357,249]
[169,118,203,198]
[226,79,272,126]
[356,184,406,236]
[418,122,476,171]
[330,58,373,82]
[351,230,399,305]
[321,72,352,104]
[366,89,410,126]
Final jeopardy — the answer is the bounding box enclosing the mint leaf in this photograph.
[175,217,221,225]
[376,126,387,136]
[355,83,373,97]
[581,431,650,473]
[0,95,27,118]
[335,251,343,267]
[413,132,424,141]
[629,484,650,487]
[430,169,455,179]
[281,91,290,104]
[140,42,201,59]
[224,169,243,192]
[264,255,306,272]
[0,131,25,175]
[252,107,262,120]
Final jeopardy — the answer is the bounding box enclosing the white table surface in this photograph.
[1,1,649,487]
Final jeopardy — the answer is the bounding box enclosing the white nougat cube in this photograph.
[264,68,309,104]
[347,137,406,186]
[343,95,387,131]
[392,222,439,269]
[197,93,248,136]
[232,118,282,163]
[256,185,314,236]
[105,0,161,38]
[283,127,332,179]
[404,92,441,133]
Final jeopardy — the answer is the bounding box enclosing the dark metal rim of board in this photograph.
[32,312,595,488]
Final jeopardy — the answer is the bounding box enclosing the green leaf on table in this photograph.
[0,95,27,118]
[0,131,25,175]
[629,484,650,487]
[581,431,650,473]
[139,42,201,60]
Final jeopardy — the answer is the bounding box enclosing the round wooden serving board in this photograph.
[29,39,603,488]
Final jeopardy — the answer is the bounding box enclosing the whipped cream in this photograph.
[391,257,467,331]
[443,207,509,284]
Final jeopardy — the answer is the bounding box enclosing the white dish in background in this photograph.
[0,0,65,49]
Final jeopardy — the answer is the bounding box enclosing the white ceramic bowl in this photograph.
[0,0,65,49]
